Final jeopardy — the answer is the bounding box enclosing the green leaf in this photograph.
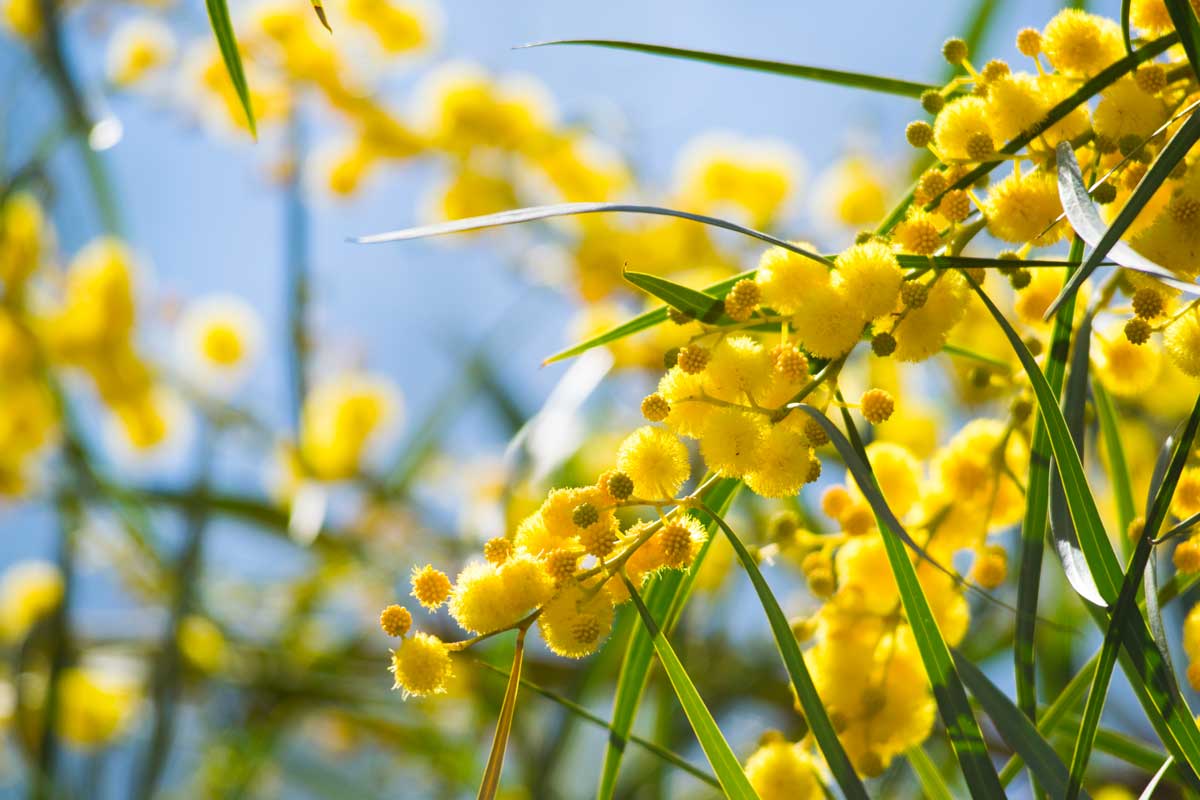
[518,40,937,97]
[596,479,740,798]
[477,628,527,800]
[980,273,1200,790]
[471,659,718,788]
[1093,382,1137,547]
[952,650,1077,799]
[703,506,868,800]
[970,277,1119,603]
[204,0,256,137]
[1165,0,1200,81]
[353,202,832,265]
[818,402,1004,798]
[1001,656,1096,785]
[620,572,759,800]
[622,271,729,323]
[907,746,955,800]
[1049,308,1107,606]
[1122,0,1134,56]
[1015,243,1082,740]
[916,33,1181,226]
[1049,120,1200,318]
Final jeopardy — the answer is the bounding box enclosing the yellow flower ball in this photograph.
[657,366,712,439]
[892,271,969,362]
[1095,324,1161,397]
[0,560,63,643]
[754,245,828,315]
[834,241,903,321]
[744,425,814,499]
[933,96,991,160]
[744,741,821,800]
[983,169,1066,246]
[1165,307,1200,377]
[699,407,766,477]
[536,581,615,658]
[615,425,690,500]
[390,632,453,697]
[57,666,140,749]
[1041,9,1123,77]
[704,335,774,403]
[1093,78,1167,142]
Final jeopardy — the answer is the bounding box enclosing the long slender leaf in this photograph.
[1051,309,1107,605]
[620,573,759,800]
[830,405,1003,797]
[353,202,831,263]
[1165,0,1200,81]
[1093,382,1137,547]
[1122,0,1134,56]
[596,479,739,798]
[477,627,527,800]
[970,277,1119,602]
[1049,119,1200,318]
[204,0,256,136]
[1015,242,1082,749]
[1001,656,1097,785]
[980,274,1200,790]
[519,39,937,97]
[472,660,719,788]
[907,746,955,800]
[703,506,868,799]
[952,649,1079,799]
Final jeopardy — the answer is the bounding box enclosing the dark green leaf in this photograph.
[703,505,868,799]
[623,271,729,323]
[953,650,1078,799]
[1093,382,1137,545]
[204,0,256,136]
[1165,0,1200,81]
[518,40,937,97]
[824,403,1004,798]
[1122,0,1134,56]
[620,573,758,800]
[596,479,740,798]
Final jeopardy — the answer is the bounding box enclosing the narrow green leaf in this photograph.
[703,506,868,800]
[353,202,832,265]
[971,277,1119,603]
[620,573,759,800]
[596,479,739,798]
[1049,119,1200,318]
[623,270,729,323]
[907,746,955,800]
[1015,243,1081,739]
[822,403,1004,798]
[518,39,937,97]
[1093,382,1137,544]
[952,650,1078,799]
[1050,309,1107,605]
[477,628,527,800]
[1165,0,1200,81]
[472,660,719,788]
[1001,657,1097,785]
[1122,0,1134,56]
[204,0,256,137]
[918,33,1180,226]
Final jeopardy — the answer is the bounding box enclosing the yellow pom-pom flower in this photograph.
[615,425,691,500]
[411,564,452,610]
[744,425,814,498]
[1041,9,1123,77]
[743,741,821,800]
[0,560,63,643]
[1165,306,1200,377]
[389,632,453,697]
[984,169,1066,246]
[834,241,902,321]
[536,582,615,658]
[933,96,991,160]
[699,407,766,477]
[754,245,828,315]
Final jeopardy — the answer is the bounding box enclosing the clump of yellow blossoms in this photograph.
[380,3,1200,788]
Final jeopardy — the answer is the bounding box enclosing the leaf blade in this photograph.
[204,0,256,137]
[518,39,937,97]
